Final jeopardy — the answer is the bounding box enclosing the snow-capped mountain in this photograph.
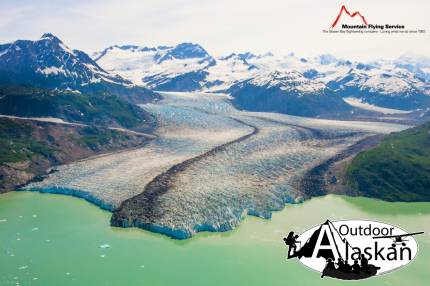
[1,33,428,118]
[94,43,214,90]
[203,53,259,90]
[326,66,430,109]
[0,33,156,103]
[233,70,326,94]
[245,53,430,107]
[94,42,430,111]
[95,44,266,92]
[227,70,353,117]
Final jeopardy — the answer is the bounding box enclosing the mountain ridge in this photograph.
[0,33,159,104]
[94,41,430,113]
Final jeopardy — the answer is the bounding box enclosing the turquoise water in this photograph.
[0,192,429,286]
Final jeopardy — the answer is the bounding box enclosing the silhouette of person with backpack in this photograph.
[284,232,299,258]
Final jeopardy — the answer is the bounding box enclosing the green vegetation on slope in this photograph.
[0,119,134,163]
[345,121,430,201]
[72,126,130,150]
[0,86,154,129]
[0,119,54,163]
[0,117,149,193]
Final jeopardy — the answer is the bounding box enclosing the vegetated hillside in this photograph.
[0,86,156,131]
[0,117,150,193]
[345,121,430,201]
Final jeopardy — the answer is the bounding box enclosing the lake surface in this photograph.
[0,192,429,286]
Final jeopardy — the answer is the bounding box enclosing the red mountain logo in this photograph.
[331,5,369,28]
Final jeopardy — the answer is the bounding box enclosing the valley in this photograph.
[0,33,428,240]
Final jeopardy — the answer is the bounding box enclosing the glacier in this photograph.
[25,92,408,238]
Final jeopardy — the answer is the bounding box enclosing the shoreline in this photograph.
[16,133,386,240]
[5,115,406,240]
[21,186,116,212]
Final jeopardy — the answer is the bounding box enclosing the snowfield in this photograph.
[25,92,409,237]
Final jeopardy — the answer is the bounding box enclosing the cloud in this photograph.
[0,4,33,29]
[0,0,428,61]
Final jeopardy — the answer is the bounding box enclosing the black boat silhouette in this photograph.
[321,264,380,280]
[294,220,380,280]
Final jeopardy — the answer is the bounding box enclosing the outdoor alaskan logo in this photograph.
[283,220,423,280]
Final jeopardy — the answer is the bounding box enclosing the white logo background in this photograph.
[297,220,418,276]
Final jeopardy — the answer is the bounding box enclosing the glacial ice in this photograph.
[25,92,409,238]
[25,93,251,209]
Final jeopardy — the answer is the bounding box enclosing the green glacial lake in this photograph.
[0,192,429,286]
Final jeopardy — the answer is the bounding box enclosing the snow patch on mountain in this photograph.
[343,97,412,114]
[37,66,66,76]
[244,71,326,94]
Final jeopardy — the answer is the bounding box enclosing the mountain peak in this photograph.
[171,42,209,58]
[0,34,134,91]
[221,53,239,60]
[154,42,211,63]
[238,52,257,60]
[40,33,62,43]
[317,54,337,65]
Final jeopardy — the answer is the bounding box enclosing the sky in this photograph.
[0,0,428,61]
